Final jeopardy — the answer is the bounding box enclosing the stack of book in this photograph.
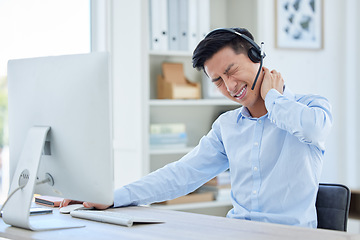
[35,195,64,207]
[150,123,188,149]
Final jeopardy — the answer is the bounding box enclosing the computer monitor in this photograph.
[3,52,114,230]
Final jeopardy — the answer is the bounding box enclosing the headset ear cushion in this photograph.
[248,47,261,63]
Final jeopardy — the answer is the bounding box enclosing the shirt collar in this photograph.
[237,85,294,122]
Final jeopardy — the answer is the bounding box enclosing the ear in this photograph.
[248,47,261,63]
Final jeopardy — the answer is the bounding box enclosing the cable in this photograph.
[0,184,26,217]
[36,178,51,185]
[0,177,51,217]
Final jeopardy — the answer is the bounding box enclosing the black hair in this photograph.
[192,28,255,72]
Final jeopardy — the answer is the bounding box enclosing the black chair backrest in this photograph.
[316,183,351,231]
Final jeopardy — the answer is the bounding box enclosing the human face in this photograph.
[204,46,266,117]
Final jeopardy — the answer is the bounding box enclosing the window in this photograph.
[0,0,91,201]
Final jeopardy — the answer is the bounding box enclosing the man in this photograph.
[62,28,332,228]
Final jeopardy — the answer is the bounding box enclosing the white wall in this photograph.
[257,0,360,187]
[106,0,360,189]
[109,0,149,188]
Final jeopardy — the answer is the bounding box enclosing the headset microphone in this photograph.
[251,42,265,90]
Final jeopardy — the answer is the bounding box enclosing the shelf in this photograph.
[149,50,193,57]
[151,199,232,211]
[150,147,195,155]
[149,99,239,106]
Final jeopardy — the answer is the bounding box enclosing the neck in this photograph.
[247,99,267,118]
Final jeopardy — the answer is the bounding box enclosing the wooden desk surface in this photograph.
[0,206,359,240]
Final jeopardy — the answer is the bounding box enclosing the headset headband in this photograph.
[205,28,265,59]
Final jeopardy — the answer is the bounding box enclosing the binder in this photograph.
[197,0,210,42]
[168,0,180,50]
[150,0,168,51]
[159,0,169,50]
[178,0,189,51]
[149,0,210,52]
[188,0,198,51]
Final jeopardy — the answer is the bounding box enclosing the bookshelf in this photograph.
[111,0,259,216]
[145,0,259,215]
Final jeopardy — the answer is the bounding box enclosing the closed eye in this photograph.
[212,77,223,88]
[227,66,239,76]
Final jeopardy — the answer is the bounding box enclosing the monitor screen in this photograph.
[7,52,113,207]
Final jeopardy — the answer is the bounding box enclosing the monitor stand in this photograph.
[2,126,85,231]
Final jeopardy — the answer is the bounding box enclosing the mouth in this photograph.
[233,85,247,100]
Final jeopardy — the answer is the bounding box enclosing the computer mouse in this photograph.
[59,204,86,214]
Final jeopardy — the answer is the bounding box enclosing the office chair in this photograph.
[315,183,351,231]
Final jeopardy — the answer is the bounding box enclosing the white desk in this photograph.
[0,206,359,240]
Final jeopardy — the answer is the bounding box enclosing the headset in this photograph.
[205,28,266,90]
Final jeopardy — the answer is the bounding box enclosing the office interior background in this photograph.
[0,0,359,232]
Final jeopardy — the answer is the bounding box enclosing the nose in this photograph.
[223,75,237,94]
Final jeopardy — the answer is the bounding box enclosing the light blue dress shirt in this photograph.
[114,87,332,228]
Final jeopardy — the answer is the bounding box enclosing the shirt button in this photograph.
[258,120,262,124]
[254,142,259,146]
[253,190,257,194]
[254,167,258,171]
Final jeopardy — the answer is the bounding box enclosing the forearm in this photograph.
[265,89,332,150]
[114,133,229,207]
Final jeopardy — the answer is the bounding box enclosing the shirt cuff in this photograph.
[264,89,282,113]
[113,187,133,207]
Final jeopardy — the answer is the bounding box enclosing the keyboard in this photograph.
[70,209,164,227]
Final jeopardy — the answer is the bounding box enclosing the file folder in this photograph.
[168,0,180,50]
[178,0,189,51]
[150,0,168,50]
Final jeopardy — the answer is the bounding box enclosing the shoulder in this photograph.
[295,93,331,108]
[208,107,242,140]
[216,107,242,122]
[211,106,242,129]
